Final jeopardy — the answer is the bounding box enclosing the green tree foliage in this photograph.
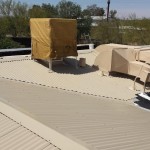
[83,4,105,16]
[119,14,150,45]
[56,0,92,41]
[12,1,29,36]
[110,10,117,19]
[28,5,47,18]
[29,4,58,18]
[92,13,150,46]
[0,0,92,42]
[0,38,24,49]
[77,16,92,41]
[0,0,29,37]
[91,19,122,44]
[41,3,58,17]
[0,0,150,47]
[0,17,8,38]
[80,4,105,43]
[56,0,81,19]
[0,0,14,16]
[0,0,28,48]
[0,0,13,36]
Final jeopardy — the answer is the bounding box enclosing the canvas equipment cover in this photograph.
[30,18,78,59]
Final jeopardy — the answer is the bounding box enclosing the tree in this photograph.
[41,3,58,18]
[83,4,105,16]
[121,15,150,45]
[80,4,105,43]
[91,19,122,44]
[56,0,88,41]
[0,0,14,16]
[0,37,24,49]
[0,17,8,38]
[0,0,29,37]
[56,0,81,19]
[110,10,117,19]
[12,1,29,36]
[13,1,28,17]
[77,16,92,41]
[28,5,47,18]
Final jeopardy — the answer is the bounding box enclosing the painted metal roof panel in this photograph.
[0,53,147,101]
[0,78,150,150]
[0,113,60,150]
[0,54,150,150]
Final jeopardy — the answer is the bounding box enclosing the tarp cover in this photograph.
[94,44,150,82]
[30,18,78,59]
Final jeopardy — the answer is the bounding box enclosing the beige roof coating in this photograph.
[1,78,150,150]
[0,98,89,150]
[0,50,150,150]
[0,54,149,101]
[0,113,60,150]
[108,43,150,63]
[94,44,150,82]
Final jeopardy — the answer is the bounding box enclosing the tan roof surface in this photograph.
[0,52,150,150]
[0,53,148,101]
[0,77,150,150]
[0,113,60,150]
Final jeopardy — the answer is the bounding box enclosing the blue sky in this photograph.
[19,0,150,18]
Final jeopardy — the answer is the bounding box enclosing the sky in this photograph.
[19,0,150,18]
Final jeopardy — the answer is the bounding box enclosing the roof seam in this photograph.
[0,58,30,63]
[0,77,131,102]
[0,125,21,138]
[42,143,61,150]
[0,112,60,149]
[42,143,52,150]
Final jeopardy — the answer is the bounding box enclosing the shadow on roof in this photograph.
[134,93,150,110]
[36,58,98,75]
[109,72,150,87]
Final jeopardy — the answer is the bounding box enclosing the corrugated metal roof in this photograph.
[0,113,60,150]
[0,78,150,150]
[0,53,147,101]
[0,53,150,150]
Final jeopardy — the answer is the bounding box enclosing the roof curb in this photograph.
[0,97,91,150]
